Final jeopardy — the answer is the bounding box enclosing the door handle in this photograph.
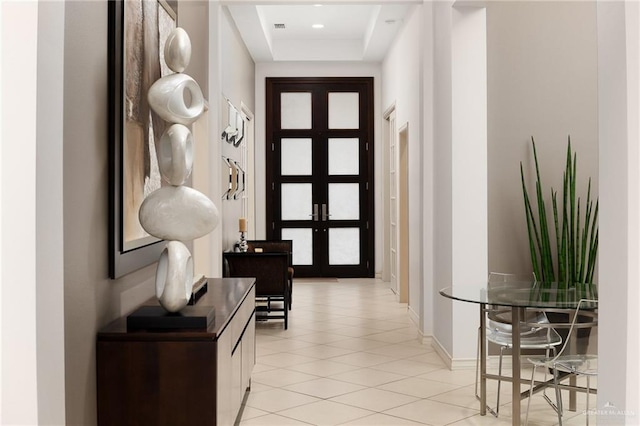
[321,203,331,221]
[310,204,319,221]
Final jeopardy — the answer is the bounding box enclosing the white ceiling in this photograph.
[226,3,415,62]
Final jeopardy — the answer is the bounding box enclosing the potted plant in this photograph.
[520,136,598,352]
[520,136,598,297]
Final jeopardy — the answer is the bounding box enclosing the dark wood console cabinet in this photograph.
[97,278,256,426]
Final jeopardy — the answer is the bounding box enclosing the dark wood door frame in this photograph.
[266,77,375,278]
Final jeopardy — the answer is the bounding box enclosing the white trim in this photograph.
[430,336,538,371]
[419,334,432,346]
[431,336,454,370]
[240,102,255,238]
[383,101,397,120]
[450,358,477,371]
[408,305,420,328]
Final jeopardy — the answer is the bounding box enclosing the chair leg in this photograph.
[284,293,288,330]
[553,366,564,426]
[586,376,590,426]
[525,364,538,426]
[540,348,560,412]
[496,346,505,416]
[475,326,481,400]
[474,325,498,417]
[542,348,551,400]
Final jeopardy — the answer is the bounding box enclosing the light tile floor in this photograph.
[240,278,596,426]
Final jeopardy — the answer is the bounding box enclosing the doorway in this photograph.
[265,77,375,278]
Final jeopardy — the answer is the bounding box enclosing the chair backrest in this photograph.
[487,272,544,327]
[223,252,289,297]
[247,240,293,265]
[550,298,598,359]
[488,272,535,285]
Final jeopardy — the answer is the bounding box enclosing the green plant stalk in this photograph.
[521,163,542,284]
[567,145,576,288]
[552,191,561,281]
[522,136,598,295]
[578,179,593,284]
[572,151,578,285]
[531,138,555,284]
[561,164,569,289]
[586,202,599,284]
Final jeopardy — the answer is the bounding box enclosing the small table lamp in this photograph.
[238,218,248,252]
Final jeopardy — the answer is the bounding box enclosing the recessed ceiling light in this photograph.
[312,24,324,29]
[314,4,322,7]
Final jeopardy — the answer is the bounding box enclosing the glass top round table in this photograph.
[440,281,597,425]
[439,281,598,309]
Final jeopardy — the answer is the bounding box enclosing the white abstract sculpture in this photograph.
[147,73,205,125]
[157,124,194,185]
[156,241,194,312]
[139,186,218,241]
[140,27,219,313]
[163,28,191,72]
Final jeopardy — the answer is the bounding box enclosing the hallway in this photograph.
[240,279,594,425]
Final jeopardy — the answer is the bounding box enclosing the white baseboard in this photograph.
[430,336,454,369]
[429,337,537,370]
[407,306,419,327]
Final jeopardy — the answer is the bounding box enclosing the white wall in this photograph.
[63,3,156,424]
[220,6,256,251]
[1,2,41,424]
[420,0,436,342]
[486,1,598,275]
[1,2,67,424]
[381,6,424,327]
[450,4,488,363]
[431,1,489,364]
[36,2,67,423]
[597,1,640,422]
[432,0,455,357]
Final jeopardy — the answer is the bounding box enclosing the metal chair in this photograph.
[525,298,598,426]
[475,273,562,416]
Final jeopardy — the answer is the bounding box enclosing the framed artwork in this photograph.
[109,0,177,279]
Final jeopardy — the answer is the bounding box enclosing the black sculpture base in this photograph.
[188,278,208,305]
[127,305,215,331]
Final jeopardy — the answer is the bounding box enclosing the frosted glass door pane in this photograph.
[281,93,311,129]
[281,184,312,220]
[328,138,359,175]
[329,228,360,265]
[281,228,313,265]
[328,92,359,129]
[329,183,359,220]
[281,138,312,176]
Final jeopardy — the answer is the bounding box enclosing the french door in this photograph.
[266,77,374,278]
